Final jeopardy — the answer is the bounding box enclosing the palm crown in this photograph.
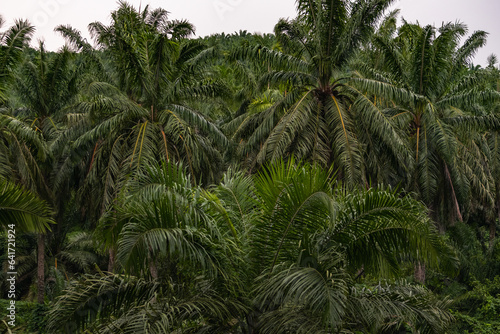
[227,0,403,186]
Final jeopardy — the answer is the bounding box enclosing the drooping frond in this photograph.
[326,187,458,276]
[0,179,53,232]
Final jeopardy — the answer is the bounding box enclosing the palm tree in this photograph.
[0,15,34,106]
[250,159,455,275]
[479,55,500,247]
[47,159,455,333]
[1,42,83,303]
[47,272,245,333]
[56,2,229,227]
[0,179,53,306]
[355,21,500,228]
[47,161,246,333]
[0,179,53,232]
[226,0,407,186]
[254,262,454,333]
[0,15,34,180]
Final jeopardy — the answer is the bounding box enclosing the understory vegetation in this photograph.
[1,1,500,333]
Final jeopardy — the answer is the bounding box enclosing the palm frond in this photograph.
[0,179,53,232]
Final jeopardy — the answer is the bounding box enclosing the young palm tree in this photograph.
[254,261,454,333]
[247,160,456,333]
[251,159,455,274]
[47,159,455,333]
[199,159,456,332]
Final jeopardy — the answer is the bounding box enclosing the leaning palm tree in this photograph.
[248,159,456,333]
[227,0,407,186]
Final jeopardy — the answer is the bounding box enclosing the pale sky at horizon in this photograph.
[0,0,499,66]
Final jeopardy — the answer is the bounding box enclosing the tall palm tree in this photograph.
[47,161,246,333]
[355,21,500,227]
[1,42,82,303]
[56,2,229,227]
[479,55,500,247]
[0,15,34,181]
[227,0,407,186]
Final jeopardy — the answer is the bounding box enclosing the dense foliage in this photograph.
[1,1,500,333]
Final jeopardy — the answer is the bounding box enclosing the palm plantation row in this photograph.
[1,0,500,333]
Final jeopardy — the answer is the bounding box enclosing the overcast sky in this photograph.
[1,0,498,66]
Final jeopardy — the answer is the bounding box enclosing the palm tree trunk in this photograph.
[37,233,45,304]
[148,249,158,279]
[444,163,462,223]
[491,200,499,249]
[414,262,425,283]
[108,248,115,272]
[490,220,496,249]
[149,262,158,279]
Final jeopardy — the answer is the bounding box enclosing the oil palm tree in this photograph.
[254,260,454,333]
[0,179,53,304]
[477,55,500,247]
[226,0,408,186]
[47,271,245,334]
[0,15,34,180]
[56,2,229,228]
[251,159,455,275]
[47,161,246,333]
[355,21,500,227]
[247,159,456,333]
[201,159,456,332]
[0,15,34,106]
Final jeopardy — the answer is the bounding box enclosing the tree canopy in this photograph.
[1,1,500,333]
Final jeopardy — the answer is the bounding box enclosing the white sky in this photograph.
[0,0,498,66]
